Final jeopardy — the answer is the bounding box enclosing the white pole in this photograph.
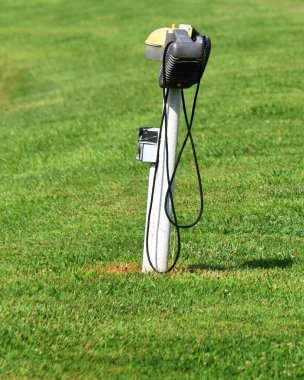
[142,89,181,272]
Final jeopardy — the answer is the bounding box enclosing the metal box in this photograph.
[137,127,160,163]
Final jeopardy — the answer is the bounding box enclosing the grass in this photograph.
[0,0,303,378]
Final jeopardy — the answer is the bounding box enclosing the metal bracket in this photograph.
[137,127,160,163]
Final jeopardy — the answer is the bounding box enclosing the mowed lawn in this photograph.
[0,0,303,378]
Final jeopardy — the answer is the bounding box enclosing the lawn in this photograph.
[0,0,303,378]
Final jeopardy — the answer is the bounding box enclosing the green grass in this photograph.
[0,0,304,378]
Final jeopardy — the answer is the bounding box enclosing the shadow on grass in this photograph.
[82,259,295,276]
[188,258,294,272]
[241,258,294,269]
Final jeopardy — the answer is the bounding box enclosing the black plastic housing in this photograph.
[159,29,210,89]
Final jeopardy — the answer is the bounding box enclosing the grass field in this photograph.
[0,0,304,378]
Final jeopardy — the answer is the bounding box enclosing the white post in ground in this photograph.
[142,89,181,272]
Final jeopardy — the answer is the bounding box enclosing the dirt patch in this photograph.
[81,263,142,275]
[80,263,231,276]
[104,263,141,274]
[81,263,194,275]
[98,263,198,275]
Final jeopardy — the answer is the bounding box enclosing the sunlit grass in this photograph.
[0,0,303,378]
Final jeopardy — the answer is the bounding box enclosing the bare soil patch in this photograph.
[104,263,141,274]
[81,262,142,275]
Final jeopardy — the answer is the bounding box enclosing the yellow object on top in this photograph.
[145,27,176,47]
[145,25,193,47]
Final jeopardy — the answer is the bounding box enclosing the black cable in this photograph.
[165,35,211,228]
[164,83,203,229]
[145,36,211,273]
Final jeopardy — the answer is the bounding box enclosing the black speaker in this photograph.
[159,29,211,89]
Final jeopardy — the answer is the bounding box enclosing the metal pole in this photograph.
[142,89,181,272]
